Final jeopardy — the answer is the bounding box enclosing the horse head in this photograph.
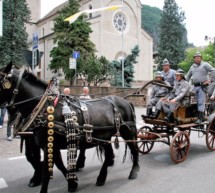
[0,62,47,117]
[0,61,14,105]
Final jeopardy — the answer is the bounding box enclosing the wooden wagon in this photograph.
[125,80,215,163]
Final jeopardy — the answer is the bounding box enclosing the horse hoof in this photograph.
[128,172,138,180]
[28,181,41,187]
[75,167,83,172]
[107,159,114,167]
[96,181,105,186]
[68,181,78,192]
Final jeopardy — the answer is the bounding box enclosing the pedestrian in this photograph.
[161,58,176,87]
[185,51,215,124]
[142,71,170,118]
[6,124,13,141]
[63,87,71,95]
[0,107,6,128]
[0,107,13,141]
[80,86,91,100]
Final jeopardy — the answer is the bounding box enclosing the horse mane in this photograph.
[21,70,48,89]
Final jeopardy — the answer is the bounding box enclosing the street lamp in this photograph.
[121,0,124,88]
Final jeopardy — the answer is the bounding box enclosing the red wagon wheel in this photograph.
[137,126,154,154]
[206,119,215,151]
[170,131,190,164]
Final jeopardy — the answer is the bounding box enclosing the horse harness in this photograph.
[1,71,134,180]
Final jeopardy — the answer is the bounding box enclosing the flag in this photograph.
[64,5,124,24]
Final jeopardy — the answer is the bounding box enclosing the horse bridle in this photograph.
[0,70,43,108]
[9,69,24,106]
[0,70,23,105]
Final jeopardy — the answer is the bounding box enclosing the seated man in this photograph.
[158,69,190,123]
[143,71,170,117]
[80,86,91,100]
[63,87,71,95]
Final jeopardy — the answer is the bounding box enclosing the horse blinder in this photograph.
[2,76,12,89]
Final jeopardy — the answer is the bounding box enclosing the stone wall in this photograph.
[60,85,148,107]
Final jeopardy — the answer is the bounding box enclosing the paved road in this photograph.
[1,107,215,193]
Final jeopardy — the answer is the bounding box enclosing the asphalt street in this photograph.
[0,107,215,193]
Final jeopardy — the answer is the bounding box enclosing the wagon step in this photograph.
[143,118,175,127]
[177,121,209,129]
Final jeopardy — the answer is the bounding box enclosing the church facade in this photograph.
[26,0,153,84]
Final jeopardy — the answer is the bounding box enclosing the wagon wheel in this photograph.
[137,126,154,154]
[206,120,215,151]
[170,131,190,164]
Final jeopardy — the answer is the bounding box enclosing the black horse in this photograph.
[7,89,115,188]
[0,63,139,193]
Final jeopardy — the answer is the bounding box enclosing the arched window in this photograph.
[89,4,92,19]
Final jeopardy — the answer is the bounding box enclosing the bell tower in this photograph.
[26,0,41,22]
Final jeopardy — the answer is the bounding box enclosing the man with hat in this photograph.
[186,51,215,124]
[160,69,190,123]
[142,71,170,118]
[162,58,176,87]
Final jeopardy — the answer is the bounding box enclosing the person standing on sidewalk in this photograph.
[186,51,215,124]
[0,107,6,128]
[6,124,13,141]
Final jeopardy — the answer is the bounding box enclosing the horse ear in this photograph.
[3,61,13,74]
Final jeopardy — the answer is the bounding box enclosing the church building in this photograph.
[26,0,153,84]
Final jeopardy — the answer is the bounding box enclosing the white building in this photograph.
[26,0,153,84]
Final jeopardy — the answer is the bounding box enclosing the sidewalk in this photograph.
[0,120,22,158]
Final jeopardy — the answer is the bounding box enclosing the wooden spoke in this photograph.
[170,131,190,164]
[206,119,215,151]
[137,126,154,154]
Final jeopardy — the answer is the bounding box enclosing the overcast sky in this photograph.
[41,0,214,47]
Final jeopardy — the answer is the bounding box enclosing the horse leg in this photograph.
[120,126,140,180]
[106,144,115,166]
[96,144,114,186]
[39,149,50,193]
[25,136,42,187]
[127,141,140,179]
[53,148,67,177]
[53,148,78,192]
[76,147,86,171]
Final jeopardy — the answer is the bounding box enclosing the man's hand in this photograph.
[210,96,215,100]
[203,80,210,85]
[169,99,176,103]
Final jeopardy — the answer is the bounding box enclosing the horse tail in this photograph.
[96,145,104,162]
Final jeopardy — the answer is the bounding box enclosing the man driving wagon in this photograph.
[144,71,170,117]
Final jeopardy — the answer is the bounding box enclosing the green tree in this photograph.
[49,0,96,83]
[110,45,140,87]
[0,0,30,66]
[156,0,187,70]
[141,5,161,50]
[78,55,110,86]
